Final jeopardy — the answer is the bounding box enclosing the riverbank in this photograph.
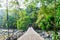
[0,29,60,40]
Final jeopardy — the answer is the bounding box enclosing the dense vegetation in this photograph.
[0,0,60,30]
[0,0,60,40]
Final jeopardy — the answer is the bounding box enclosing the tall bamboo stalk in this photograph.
[6,0,9,38]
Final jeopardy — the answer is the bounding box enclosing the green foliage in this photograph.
[17,16,32,31]
[0,0,60,34]
[52,32,60,40]
[56,4,60,29]
[0,0,59,39]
